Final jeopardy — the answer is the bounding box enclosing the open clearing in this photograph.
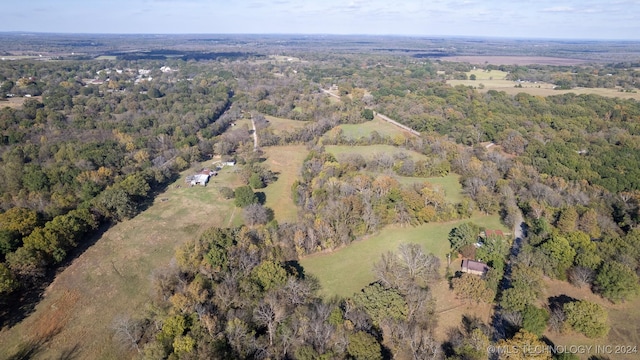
[395,173,464,204]
[326,144,431,162]
[541,279,640,360]
[448,78,640,101]
[440,56,593,66]
[0,96,43,109]
[300,213,507,299]
[261,145,308,223]
[0,163,245,359]
[328,116,411,140]
[264,115,308,134]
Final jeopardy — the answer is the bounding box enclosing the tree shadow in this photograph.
[284,260,306,279]
[548,294,578,312]
[0,223,111,330]
[255,192,266,205]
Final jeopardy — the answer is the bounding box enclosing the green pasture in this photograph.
[300,213,507,298]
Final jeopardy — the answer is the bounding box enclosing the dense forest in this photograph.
[1,37,640,359]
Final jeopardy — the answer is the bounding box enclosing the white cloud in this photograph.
[541,6,575,12]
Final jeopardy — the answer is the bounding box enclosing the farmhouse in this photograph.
[461,259,489,276]
[186,169,217,186]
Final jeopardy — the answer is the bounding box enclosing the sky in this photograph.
[1,0,639,40]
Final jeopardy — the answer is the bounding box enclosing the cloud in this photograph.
[541,6,575,12]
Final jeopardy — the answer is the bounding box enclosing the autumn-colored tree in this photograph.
[452,273,495,304]
[0,207,39,236]
[496,329,552,360]
[556,207,578,233]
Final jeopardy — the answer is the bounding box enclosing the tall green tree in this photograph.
[234,186,258,208]
[594,262,640,303]
[448,222,480,254]
[564,300,609,338]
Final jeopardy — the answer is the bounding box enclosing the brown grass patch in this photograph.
[0,162,244,359]
[432,275,494,343]
[542,278,640,360]
[261,145,308,223]
[0,96,43,109]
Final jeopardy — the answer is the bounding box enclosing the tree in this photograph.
[94,187,137,221]
[496,329,552,360]
[556,207,578,233]
[112,315,143,352]
[448,222,480,254]
[361,108,375,121]
[0,262,18,293]
[521,305,549,336]
[347,331,382,360]
[452,273,495,304]
[540,236,576,279]
[0,207,39,236]
[594,262,640,303]
[352,283,408,326]
[563,300,609,338]
[243,204,269,226]
[396,243,440,284]
[219,186,235,199]
[249,173,265,189]
[234,186,258,208]
[0,230,20,257]
[500,286,536,312]
[249,260,287,292]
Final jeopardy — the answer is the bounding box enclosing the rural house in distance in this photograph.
[461,259,490,276]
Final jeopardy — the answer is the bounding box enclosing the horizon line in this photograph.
[1,31,638,43]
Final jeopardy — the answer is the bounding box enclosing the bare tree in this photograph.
[243,203,269,226]
[568,266,594,288]
[397,243,440,284]
[112,315,143,352]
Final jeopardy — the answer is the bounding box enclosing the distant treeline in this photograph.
[101,50,265,61]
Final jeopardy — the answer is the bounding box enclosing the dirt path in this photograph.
[251,118,258,150]
[320,87,421,137]
[374,111,421,137]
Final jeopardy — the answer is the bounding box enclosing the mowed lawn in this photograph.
[300,213,507,298]
[332,116,410,139]
[261,146,308,223]
[448,78,640,101]
[542,279,640,360]
[396,173,464,204]
[264,115,308,134]
[0,163,244,360]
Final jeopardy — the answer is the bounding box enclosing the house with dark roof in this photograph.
[461,259,490,276]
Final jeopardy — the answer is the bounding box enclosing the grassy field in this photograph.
[330,116,410,140]
[261,146,308,223]
[0,96,43,109]
[448,78,640,101]
[395,173,464,203]
[326,144,430,162]
[465,69,509,80]
[541,279,640,360]
[264,115,308,134]
[300,213,507,299]
[0,163,245,359]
